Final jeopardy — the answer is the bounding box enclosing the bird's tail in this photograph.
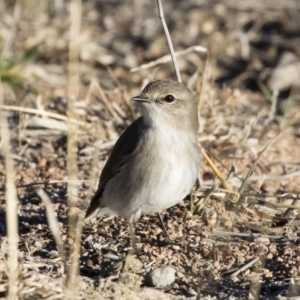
[85,195,115,221]
[85,198,101,221]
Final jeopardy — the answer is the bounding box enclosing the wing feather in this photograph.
[85,117,147,219]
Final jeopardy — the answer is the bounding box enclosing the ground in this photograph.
[0,0,300,299]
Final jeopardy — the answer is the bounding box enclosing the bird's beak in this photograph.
[131,95,152,104]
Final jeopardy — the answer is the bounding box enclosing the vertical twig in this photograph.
[156,0,182,83]
[197,52,210,112]
[0,81,19,299]
[1,0,21,59]
[282,81,300,129]
[268,89,279,122]
[66,0,82,297]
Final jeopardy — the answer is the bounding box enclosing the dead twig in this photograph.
[246,170,300,182]
[231,257,260,278]
[198,50,209,112]
[238,135,280,194]
[1,0,21,59]
[209,231,283,240]
[156,0,181,82]
[92,79,123,124]
[130,46,207,73]
[0,81,19,299]
[34,187,66,266]
[201,147,235,196]
[0,105,89,128]
[0,179,99,192]
[66,0,81,297]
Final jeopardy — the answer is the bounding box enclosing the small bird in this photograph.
[85,79,201,252]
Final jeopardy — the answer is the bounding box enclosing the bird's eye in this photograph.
[164,94,175,103]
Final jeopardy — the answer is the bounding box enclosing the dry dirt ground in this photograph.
[0,0,300,299]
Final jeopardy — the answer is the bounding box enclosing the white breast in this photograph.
[139,125,200,214]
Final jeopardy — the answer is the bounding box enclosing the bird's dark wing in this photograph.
[85,116,147,219]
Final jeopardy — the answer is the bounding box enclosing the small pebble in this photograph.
[146,266,176,288]
[34,241,42,248]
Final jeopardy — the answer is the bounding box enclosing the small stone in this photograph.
[146,266,176,288]
[93,242,102,250]
[185,288,198,297]
[86,259,93,267]
[34,241,42,248]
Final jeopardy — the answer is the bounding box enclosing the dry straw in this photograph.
[65,0,82,297]
[0,81,19,298]
[156,0,182,83]
[34,187,66,264]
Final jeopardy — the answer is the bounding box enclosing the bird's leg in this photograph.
[157,213,176,244]
[127,215,137,254]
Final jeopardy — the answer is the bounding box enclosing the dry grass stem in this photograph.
[201,147,233,193]
[34,187,66,264]
[107,67,136,120]
[0,179,98,192]
[0,104,89,128]
[66,0,82,297]
[156,0,181,83]
[243,171,300,182]
[224,0,300,10]
[210,231,283,240]
[92,79,123,124]
[1,1,21,59]
[238,135,280,194]
[197,51,209,112]
[231,257,260,278]
[0,82,19,298]
[130,45,207,73]
[268,89,279,121]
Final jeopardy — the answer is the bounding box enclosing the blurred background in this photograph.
[0,0,300,299]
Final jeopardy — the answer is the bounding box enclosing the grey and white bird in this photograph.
[85,79,201,252]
